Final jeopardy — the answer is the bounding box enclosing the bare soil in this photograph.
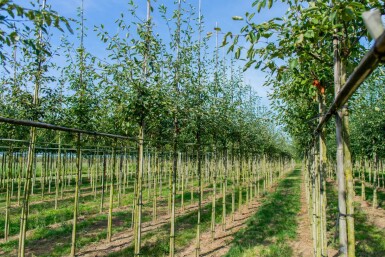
[354,195,385,230]
[176,199,262,257]
[289,175,313,257]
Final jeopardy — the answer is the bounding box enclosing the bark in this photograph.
[341,58,355,257]
[70,133,81,257]
[55,133,62,210]
[319,93,328,257]
[134,123,144,256]
[334,30,348,257]
[107,144,116,242]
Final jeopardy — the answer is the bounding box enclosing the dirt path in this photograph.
[289,175,313,257]
[177,199,262,257]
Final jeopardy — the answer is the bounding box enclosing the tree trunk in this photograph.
[5,147,13,242]
[55,133,62,210]
[334,30,348,257]
[341,57,355,257]
[318,92,328,256]
[70,133,81,257]
[134,123,144,256]
[107,143,116,241]
[222,148,227,231]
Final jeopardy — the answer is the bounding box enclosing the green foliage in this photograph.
[227,0,384,156]
[0,0,72,61]
[349,67,385,159]
[0,0,292,158]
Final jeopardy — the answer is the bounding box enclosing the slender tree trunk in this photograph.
[222,148,227,231]
[134,123,144,256]
[153,151,158,222]
[231,146,235,221]
[318,92,328,256]
[341,57,355,257]
[211,146,217,239]
[334,30,348,257]
[107,144,116,241]
[195,1,203,253]
[100,152,106,213]
[181,153,185,212]
[238,150,243,210]
[195,133,202,257]
[70,133,81,257]
[5,147,13,242]
[55,133,62,210]
[18,1,46,253]
[118,152,123,207]
[372,153,378,209]
[170,129,178,257]
[17,150,23,206]
[170,1,181,256]
[310,147,319,256]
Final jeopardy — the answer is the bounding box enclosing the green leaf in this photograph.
[296,34,304,45]
[329,11,337,22]
[257,0,266,13]
[289,59,298,70]
[235,48,241,59]
[341,6,354,22]
[348,2,364,10]
[248,13,255,21]
[304,30,314,39]
[65,21,74,34]
[45,14,52,26]
[232,16,244,21]
[243,60,256,71]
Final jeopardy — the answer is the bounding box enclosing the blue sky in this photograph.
[18,0,288,107]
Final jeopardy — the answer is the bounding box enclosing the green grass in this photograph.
[225,168,301,257]
[326,179,385,256]
[355,205,385,256]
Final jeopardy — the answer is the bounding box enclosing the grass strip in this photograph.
[225,168,301,257]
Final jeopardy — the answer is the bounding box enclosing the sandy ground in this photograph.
[289,176,313,257]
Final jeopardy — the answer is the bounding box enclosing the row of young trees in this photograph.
[228,0,385,256]
[0,0,293,256]
[0,140,293,256]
